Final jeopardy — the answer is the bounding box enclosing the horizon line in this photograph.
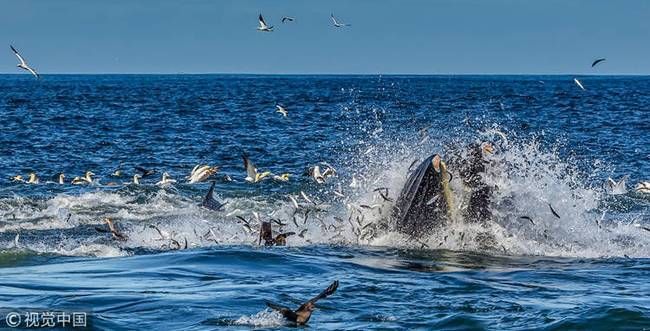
[1,72,649,76]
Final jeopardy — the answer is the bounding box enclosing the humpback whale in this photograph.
[393,143,494,238]
[392,154,453,237]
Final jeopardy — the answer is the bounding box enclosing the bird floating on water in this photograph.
[132,174,142,185]
[71,171,94,185]
[266,280,339,325]
[257,14,273,32]
[11,175,24,183]
[27,173,39,184]
[331,14,350,27]
[635,181,650,194]
[156,172,177,186]
[56,173,65,185]
[10,45,39,79]
[273,173,290,182]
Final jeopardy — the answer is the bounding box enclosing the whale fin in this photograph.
[202,181,226,211]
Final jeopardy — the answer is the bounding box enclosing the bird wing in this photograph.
[242,153,257,179]
[330,14,339,25]
[591,58,606,67]
[26,66,39,78]
[300,280,339,310]
[266,302,297,322]
[10,45,27,66]
[259,14,268,28]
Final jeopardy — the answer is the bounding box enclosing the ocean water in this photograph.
[0,75,648,330]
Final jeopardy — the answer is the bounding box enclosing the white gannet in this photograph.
[188,165,219,183]
[57,173,65,185]
[27,173,39,184]
[573,78,585,91]
[257,14,274,32]
[243,153,271,183]
[331,13,350,28]
[605,175,629,195]
[132,174,142,185]
[276,105,288,117]
[11,175,24,182]
[273,173,290,182]
[156,172,177,186]
[71,171,94,185]
[281,16,295,23]
[635,181,650,194]
[10,45,39,79]
[311,165,326,184]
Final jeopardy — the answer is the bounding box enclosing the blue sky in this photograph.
[1,0,649,74]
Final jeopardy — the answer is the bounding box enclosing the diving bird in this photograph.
[10,45,39,79]
[266,280,339,325]
[156,172,177,186]
[330,14,350,27]
[95,218,127,241]
[276,105,288,117]
[635,181,650,194]
[591,58,606,68]
[281,16,295,23]
[259,221,295,246]
[605,175,629,195]
[573,78,585,91]
[71,171,94,185]
[201,181,226,211]
[257,14,273,32]
[243,153,271,183]
[188,165,219,183]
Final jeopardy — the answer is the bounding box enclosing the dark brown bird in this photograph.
[95,218,127,241]
[258,221,295,246]
[266,280,339,325]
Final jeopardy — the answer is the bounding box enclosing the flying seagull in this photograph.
[10,45,39,79]
[330,14,350,27]
[266,280,339,325]
[257,14,273,32]
[281,16,295,23]
[573,78,585,91]
[591,58,606,68]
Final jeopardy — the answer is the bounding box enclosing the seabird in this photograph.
[27,173,39,184]
[266,280,339,325]
[135,166,156,178]
[10,45,39,79]
[330,14,350,27]
[201,181,226,211]
[188,164,219,184]
[95,218,127,241]
[243,153,271,183]
[591,58,606,68]
[258,221,295,246]
[257,14,274,32]
[156,172,177,186]
[281,16,295,23]
[605,175,629,195]
[57,173,65,184]
[573,78,585,91]
[11,175,24,182]
[71,171,94,185]
[132,174,142,185]
[276,105,288,117]
[635,181,650,194]
[273,173,290,182]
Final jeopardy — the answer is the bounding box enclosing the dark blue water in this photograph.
[0,75,648,330]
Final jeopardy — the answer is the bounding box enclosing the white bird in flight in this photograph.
[10,45,39,79]
[276,105,288,117]
[331,14,350,28]
[573,78,585,91]
[257,14,273,32]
